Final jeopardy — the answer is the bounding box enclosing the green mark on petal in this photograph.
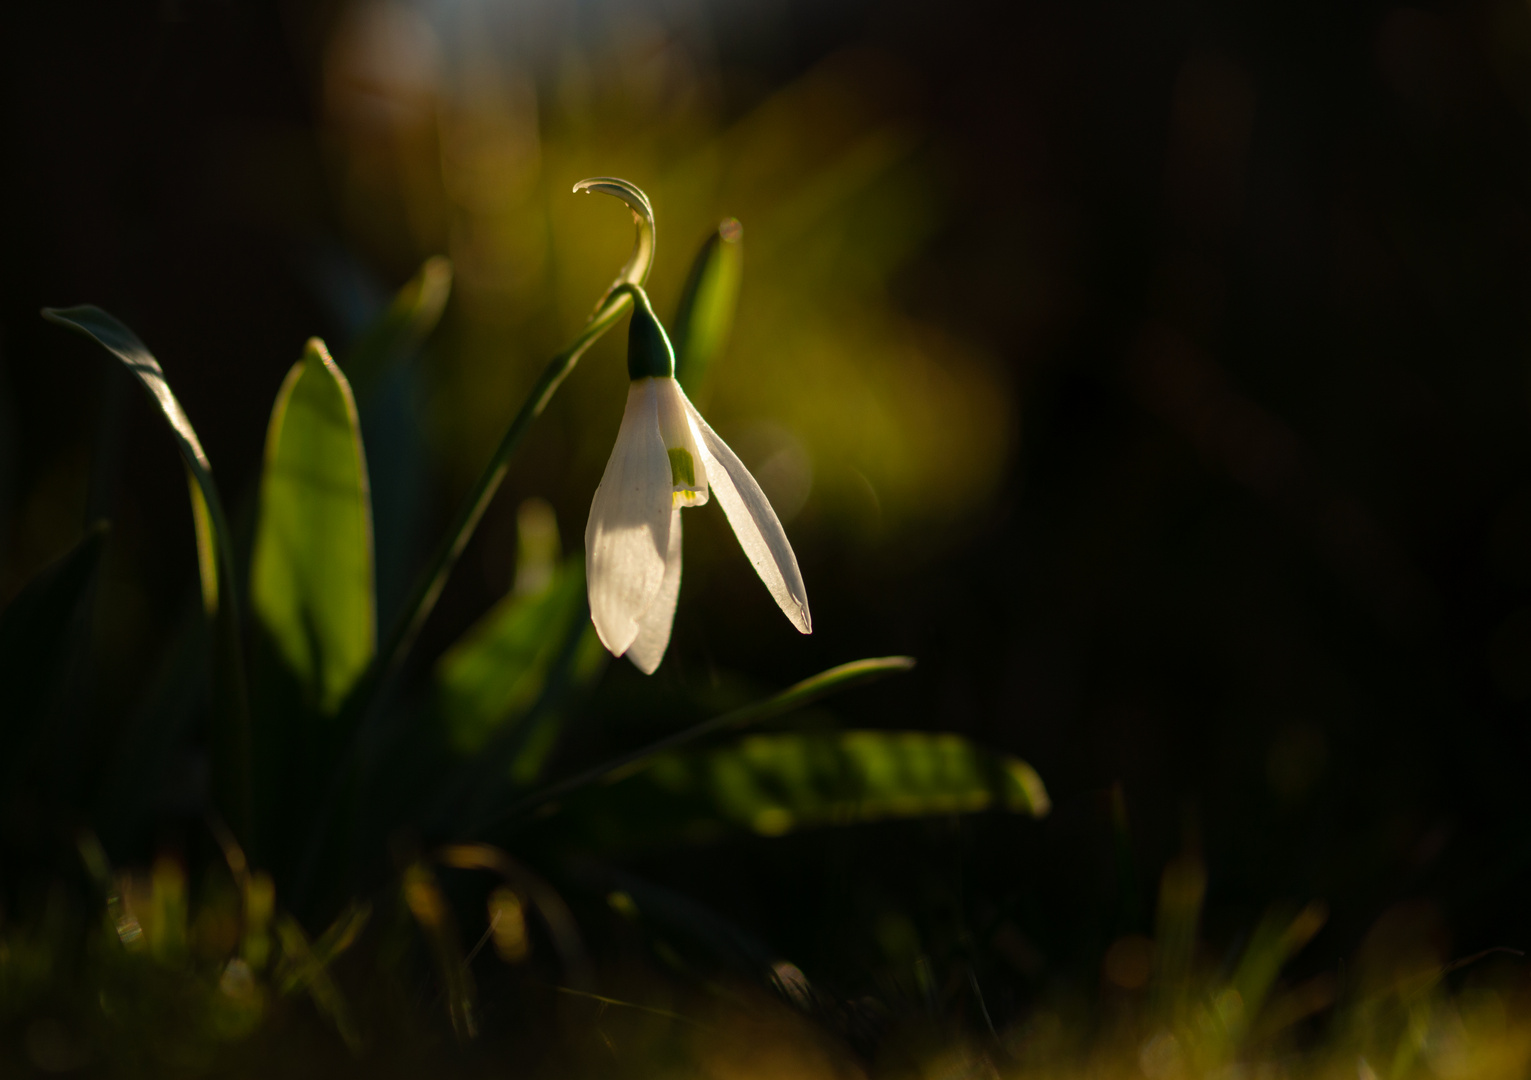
[668,447,696,489]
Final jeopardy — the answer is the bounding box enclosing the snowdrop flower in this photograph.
[586,289,811,673]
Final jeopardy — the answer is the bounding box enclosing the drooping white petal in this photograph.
[654,376,709,507]
[683,395,812,634]
[626,509,683,674]
[586,380,674,656]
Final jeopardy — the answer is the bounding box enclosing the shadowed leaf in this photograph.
[341,255,452,400]
[571,858,796,994]
[541,730,1049,852]
[0,523,108,800]
[95,597,209,850]
[489,656,918,828]
[343,261,451,635]
[251,337,375,714]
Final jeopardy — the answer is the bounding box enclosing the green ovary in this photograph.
[668,447,696,488]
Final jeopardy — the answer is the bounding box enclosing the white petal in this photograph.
[683,396,812,634]
[626,509,683,674]
[586,381,673,656]
[654,377,709,507]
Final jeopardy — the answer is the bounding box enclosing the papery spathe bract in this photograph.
[585,300,810,673]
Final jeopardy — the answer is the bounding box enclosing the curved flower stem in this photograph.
[574,177,654,313]
[370,281,644,695]
[368,177,655,696]
[293,182,655,907]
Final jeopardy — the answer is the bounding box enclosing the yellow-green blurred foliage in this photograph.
[983,860,1531,1080]
[321,1,1011,550]
[8,844,1531,1077]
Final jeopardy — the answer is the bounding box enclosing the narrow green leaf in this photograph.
[187,470,218,615]
[342,255,453,399]
[251,338,375,714]
[0,523,108,799]
[41,305,231,616]
[672,219,743,394]
[543,730,1050,852]
[344,260,451,635]
[40,305,251,842]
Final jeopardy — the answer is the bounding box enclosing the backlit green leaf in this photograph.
[540,730,1049,852]
[435,499,585,753]
[251,338,375,714]
[672,219,743,394]
[436,561,586,754]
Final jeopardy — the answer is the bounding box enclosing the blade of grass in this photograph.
[436,843,592,990]
[476,656,917,832]
[403,861,476,1041]
[275,913,364,1050]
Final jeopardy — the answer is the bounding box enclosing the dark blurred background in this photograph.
[5,0,1531,1002]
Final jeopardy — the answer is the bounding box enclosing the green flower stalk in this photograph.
[585,290,811,673]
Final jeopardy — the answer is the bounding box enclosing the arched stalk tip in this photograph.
[573,177,656,317]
